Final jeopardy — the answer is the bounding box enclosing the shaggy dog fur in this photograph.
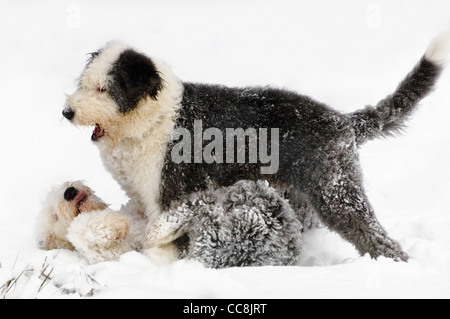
[62,31,450,263]
[156,180,304,268]
[37,180,304,268]
[36,181,146,264]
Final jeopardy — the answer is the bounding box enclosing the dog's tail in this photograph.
[350,30,450,145]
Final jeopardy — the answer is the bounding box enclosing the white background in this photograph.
[0,0,449,298]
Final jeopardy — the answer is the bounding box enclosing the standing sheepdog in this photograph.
[62,31,450,263]
[36,180,304,267]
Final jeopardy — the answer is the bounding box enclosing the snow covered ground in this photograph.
[1,0,450,299]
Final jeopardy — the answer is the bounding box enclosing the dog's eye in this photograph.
[97,86,107,93]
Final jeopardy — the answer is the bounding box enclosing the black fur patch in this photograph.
[159,50,442,262]
[108,49,163,114]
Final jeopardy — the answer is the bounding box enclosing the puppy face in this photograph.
[58,181,108,220]
[37,181,109,250]
[62,41,166,143]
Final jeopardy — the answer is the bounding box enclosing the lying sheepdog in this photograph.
[36,180,304,267]
[36,180,146,264]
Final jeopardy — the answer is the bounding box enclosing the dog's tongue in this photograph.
[74,190,86,204]
[91,123,105,141]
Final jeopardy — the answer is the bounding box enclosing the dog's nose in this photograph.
[62,108,75,120]
[64,187,79,201]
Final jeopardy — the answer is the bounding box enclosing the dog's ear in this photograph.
[108,49,163,114]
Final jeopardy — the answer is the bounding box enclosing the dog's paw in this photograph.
[369,236,409,262]
[68,209,130,249]
[104,214,130,244]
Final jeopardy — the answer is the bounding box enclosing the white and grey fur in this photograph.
[155,180,303,268]
[62,31,450,262]
[36,181,146,264]
[37,180,303,268]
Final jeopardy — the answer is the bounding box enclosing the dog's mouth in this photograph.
[74,190,87,207]
[64,186,93,216]
[91,123,105,141]
[72,190,89,215]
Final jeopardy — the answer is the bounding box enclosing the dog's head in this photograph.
[59,181,109,218]
[36,181,108,250]
[62,41,183,143]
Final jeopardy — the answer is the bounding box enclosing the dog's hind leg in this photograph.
[310,179,407,261]
[304,150,408,261]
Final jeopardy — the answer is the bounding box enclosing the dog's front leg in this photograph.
[144,207,192,265]
[144,243,179,266]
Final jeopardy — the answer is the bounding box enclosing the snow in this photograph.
[1,0,450,299]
